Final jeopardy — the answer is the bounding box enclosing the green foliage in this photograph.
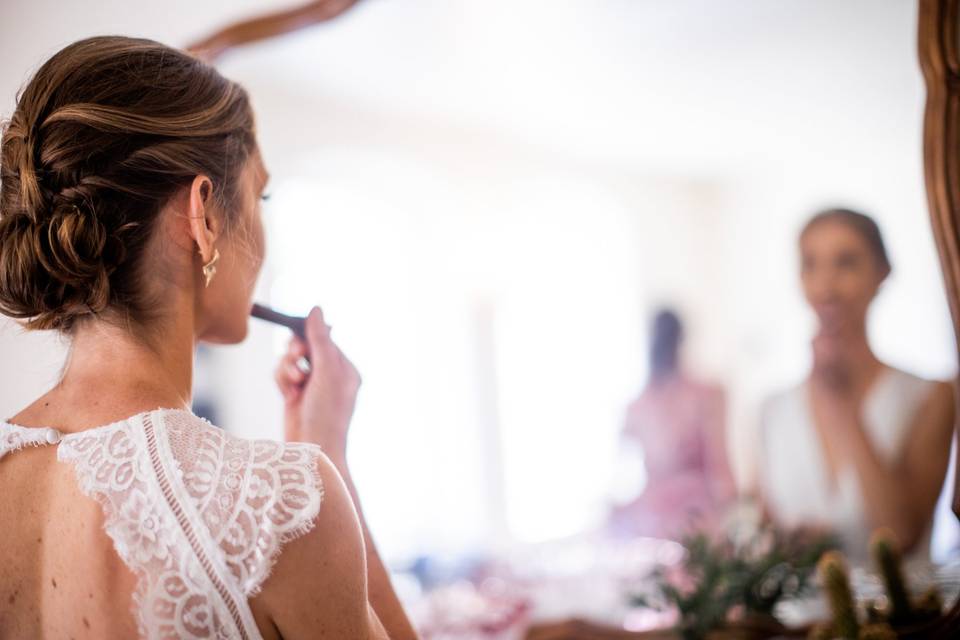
[631,524,837,640]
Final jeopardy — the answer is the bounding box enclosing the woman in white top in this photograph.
[0,36,417,638]
[758,208,955,561]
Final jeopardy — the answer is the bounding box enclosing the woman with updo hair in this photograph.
[0,36,417,639]
[757,208,956,561]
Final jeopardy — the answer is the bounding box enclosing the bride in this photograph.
[0,36,417,639]
[757,208,956,561]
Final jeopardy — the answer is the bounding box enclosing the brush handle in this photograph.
[250,303,307,339]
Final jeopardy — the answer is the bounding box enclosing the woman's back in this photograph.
[0,408,325,639]
[1,429,139,638]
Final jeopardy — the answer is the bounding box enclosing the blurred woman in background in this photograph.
[758,208,955,561]
[610,309,735,538]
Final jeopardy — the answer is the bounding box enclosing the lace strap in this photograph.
[143,411,262,638]
[159,410,325,597]
[49,408,324,639]
[0,423,63,460]
[58,412,257,640]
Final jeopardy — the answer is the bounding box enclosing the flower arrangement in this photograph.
[630,523,837,639]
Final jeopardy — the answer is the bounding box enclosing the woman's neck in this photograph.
[821,319,885,386]
[16,310,199,432]
[71,321,194,396]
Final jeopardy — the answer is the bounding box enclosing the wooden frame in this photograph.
[920,0,960,370]
[919,0,960,635]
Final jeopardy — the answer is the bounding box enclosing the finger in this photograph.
[282,347,308,370]
[274,371,302,404]
[328,339,361,384]
[286,335,308,360]
[275,355,307,392]
[281,386,302,406]
[284,360,308,384]
[274,363,300,395]
[304,306,335,360]
[283,336,312,375]
[293,355,310,373]
[278,346,309,381]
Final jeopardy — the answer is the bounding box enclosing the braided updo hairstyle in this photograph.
[0,36,256,332]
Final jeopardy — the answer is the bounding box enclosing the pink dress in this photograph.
[615,379,729,537]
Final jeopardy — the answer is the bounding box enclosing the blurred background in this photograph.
[1,0,956,601]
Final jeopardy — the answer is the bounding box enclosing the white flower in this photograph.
[247,473,274,501]
[182,599,211,630]
[119,489,174,565]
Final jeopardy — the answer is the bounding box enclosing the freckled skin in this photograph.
[0,446,138,638]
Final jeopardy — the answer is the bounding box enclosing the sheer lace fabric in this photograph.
[1,409,324,639]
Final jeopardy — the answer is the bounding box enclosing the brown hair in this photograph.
[801,207,892,277]
[0,36,256,332]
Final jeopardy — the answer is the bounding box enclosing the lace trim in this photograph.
[54,409,326,639]
[160,412,326,598]
[58,422,238,639]
[244,443,325,596]
[143,412,256,639]
[0,423,54,460]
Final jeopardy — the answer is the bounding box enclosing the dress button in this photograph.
[45,428,62,445]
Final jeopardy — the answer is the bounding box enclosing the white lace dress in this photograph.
[0,408,325,639]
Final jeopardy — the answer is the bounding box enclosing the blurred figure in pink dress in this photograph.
[610,309,735,538]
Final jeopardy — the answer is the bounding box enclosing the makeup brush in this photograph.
[250,303,307,339]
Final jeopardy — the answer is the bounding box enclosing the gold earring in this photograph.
[202,248,220,287]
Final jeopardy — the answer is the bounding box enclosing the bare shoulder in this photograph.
[930,379,955,405]
[901,379,956,458]
[919,379,955,427]
[160,412,385,638]
[253,450,377,639]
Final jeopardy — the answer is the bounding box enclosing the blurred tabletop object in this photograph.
[404,532,960,640]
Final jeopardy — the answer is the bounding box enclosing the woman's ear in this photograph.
[186,175,220,263]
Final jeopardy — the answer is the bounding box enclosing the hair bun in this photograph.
[1,36,255,333]
[41,201,110,280]
[0,200,112,330]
